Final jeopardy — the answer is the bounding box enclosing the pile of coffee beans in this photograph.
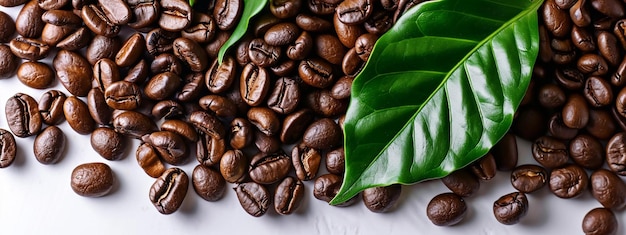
[424,0,626,232]
[0,0,429,217]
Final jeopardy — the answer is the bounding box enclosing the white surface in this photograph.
[0,5,624,235]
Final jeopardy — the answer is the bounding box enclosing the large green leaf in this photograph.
[217,0,268,63]
[331,0,543,204]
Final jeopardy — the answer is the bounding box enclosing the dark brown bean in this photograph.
[220,149,247,183]
[6,93,42,138]
[510,164,547,193]
[427,192,467,226]
[91,127,126,161]
[362,184,402,213]
[149,167,188,214]
[54,50,92,97]
[136,143,166,178]
[582,208,618,235]
[0,129,17,168]
[234,182,270,217]
[112,111,158,139]
[292,144,321,181]
[442,168,480,197]
[249,151,291,185]
[33,126,65,165]
[590,169,626,210]
[192,164,226,202]
[71,162,115,197]
[274,176,305,215]
[549,164,588,198]
[493,192,528,225]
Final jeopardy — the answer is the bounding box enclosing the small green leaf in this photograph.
[217,0,268,63]
[331,0,543,205]
[189,0,195,6]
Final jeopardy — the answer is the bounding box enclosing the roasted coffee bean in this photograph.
[354,33,378,62]
[15,61,52,89]
[81,4,121,37]
[299,58,335,89]
[33,126,65,165]
[0,13,10,31]
[189,110,226,138]
[192,164,226,202]
[206,56,236,94]
[613,56,626,87]
[270,0,301,18]
[307,0,337,15]
[590,169,626,209]
[54,50,92,97]
[287,31,313,60]
[538,83,566,109]
[269,59,297,76]
[254,130,281,153]
[230,118,253,149]
[6,93,42,138]
[93,58,121,92]
[248,38,281,67]
[532,136,569,169]
[510,164,547,193]
[235,37,252,65]
[569,0,590,27]
[91,127,125,161]
[582,208,618,235]
[364,10,393,35]
[555,67,584,90]
[0,45,17,79]
[585,109,615,140]
[296,13,332,32]
[105,81,142,110]
[146,28,177,55]
[512,106,547,141]
[41,23,75,46]
[0,0,27,7]
[331,76,354,100]
[313,173,343,203]
[292,144,321,181]
[38,90,66,126]
[325,147,345,175]
[112,111,158,138]
[213,0,242,30]
[274,176,304,215]
[280,109,314,144]
[175,72,205,102]
[548,113,578,140]
[9,37,50,61]
[115,33,145,68]
[127,0,159,29]
[158,0,192,32]
[442,168,480,197]
[86,35,122,65]
[205,30,230,58]
[569,134,604,169]
[196,133,226,166]
[334,13,364,48]
[538,22,552,62]
[98,0,131,25]
[249,151,291,184]
[308,89,349,117]
[57,27,92,51]
[15,0,44,38]
[71,162,115,197]
[142,131,188,165]
[64,96,95,135]
[315,34,346,65]
[181,12,215,43]
[252,13,280,37]
[151,53,184,75]
[583,76,612,108]
[336,0,372,25]
[470,153,496,181]
[549,164,588,198]
[144,72,182,100]
[136,143,166,178]
[426,192,467,226]
[151,100,185,120]
[577,54,609,76]
[264,22,299,46]
[0,129,17,168]
[606,132,626,175]
[490,133,518,171]
[87,88,112,125]
[199,95,237,118]
[267,77,300,115]
[562,93,589,129]
[247,107,280,136]
[161,119,197,142]
[362,184,401,213]
[173,37,208,72]
[571,26,595,52]
[303,118,342,150]
[235,182,270,217]
[493,192,528,225]
[597,31,621,66]
[149,167,188,214]
[220,149,247,183]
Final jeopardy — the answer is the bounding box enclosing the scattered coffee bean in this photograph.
[426,192,467,226]
[71,162,115,197]
[493,192,528,225]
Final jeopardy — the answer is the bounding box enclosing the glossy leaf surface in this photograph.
[217,0,268,63]
[331,0,543,204]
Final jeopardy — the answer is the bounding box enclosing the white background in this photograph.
[0,5,624,235]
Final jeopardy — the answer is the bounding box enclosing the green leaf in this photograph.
[331,0,543,205]
[189,0,195,6]
[217,0,268,63]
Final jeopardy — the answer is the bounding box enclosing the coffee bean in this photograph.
[267,77,300,115]
[206,56,236,94]
[362,184,401,213]
[577,53,609,76]
[176,72,205,102]
[247,107,280,137]
[38,90,66,126]
[199,94,237,118]
[0,129,17,168]
[296,13,332,32]
[606,132,626,175]
[582,208,618,235]
[160,119,198,142]
[87,88,112,125]
[336,0,372,25]
[470,153,497,181]
[562,93,589,129]
[0,45,18,79]
[93,58,121,92]
[538,83,566,109]
[54,50,92,97]
[189,110,226,138]
[127,0,159,29]
[493,192,528,225]
[0,11,15,43]
[41,24,74,46]
[313,173,343,203]
[151,100,185,120]
[15,0,44,38]
[274,176,304,215]
[97,0,131,25]
[303,118,342,150]
[142,131,188,165]
[547,113,578,140]
[158,0,192,31]
[249,151,291,184]
[307,0,337,15]
[16,61,53,89]
[81,4,121,37]
[532,136,569,169]
[136,143,166,178]
[364,10,393,35]
[182,13,216,43]
[116,33,146,67]
[6,93,42,138]
[33,126,65,165]
[234,182,270,217]
[442,168,480,197]
[196,133,226,167]
[270,0,301,19]
[299,57,335,88]
[173,37,209,72]
[280,109,314,144]
[235,37,252,65]
[213,0,242,30]
[149,167,188,214]
[146,28,177,55]
[555,67,584,90]
[220,149,247,183]
[583,76,612,108]
[71,162,115,197]
[585,109,616,140]
[334,13,364,48]
[510,164,547,193]
[229,118,253,149]
[569,134,604,169]
[590,169,626,209]
[292,144,321,181]
[248,38,281,67]
[240,63,270,106]
[549,164,588,198]
[264,22,299,46]
[254,130,281,153]
[113,110,158,138]
[287,31,313,60]
[204,30,230,58]
[9,37,50,61]
[426,192,467,226]
[91,127,126,161]
[64,96,95,135]
[144,72,182,100]
[325,147,345,175]
[104,81,141,110]
[86,35,122,65]
[192,164,226,202]
[57,27,92,51]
